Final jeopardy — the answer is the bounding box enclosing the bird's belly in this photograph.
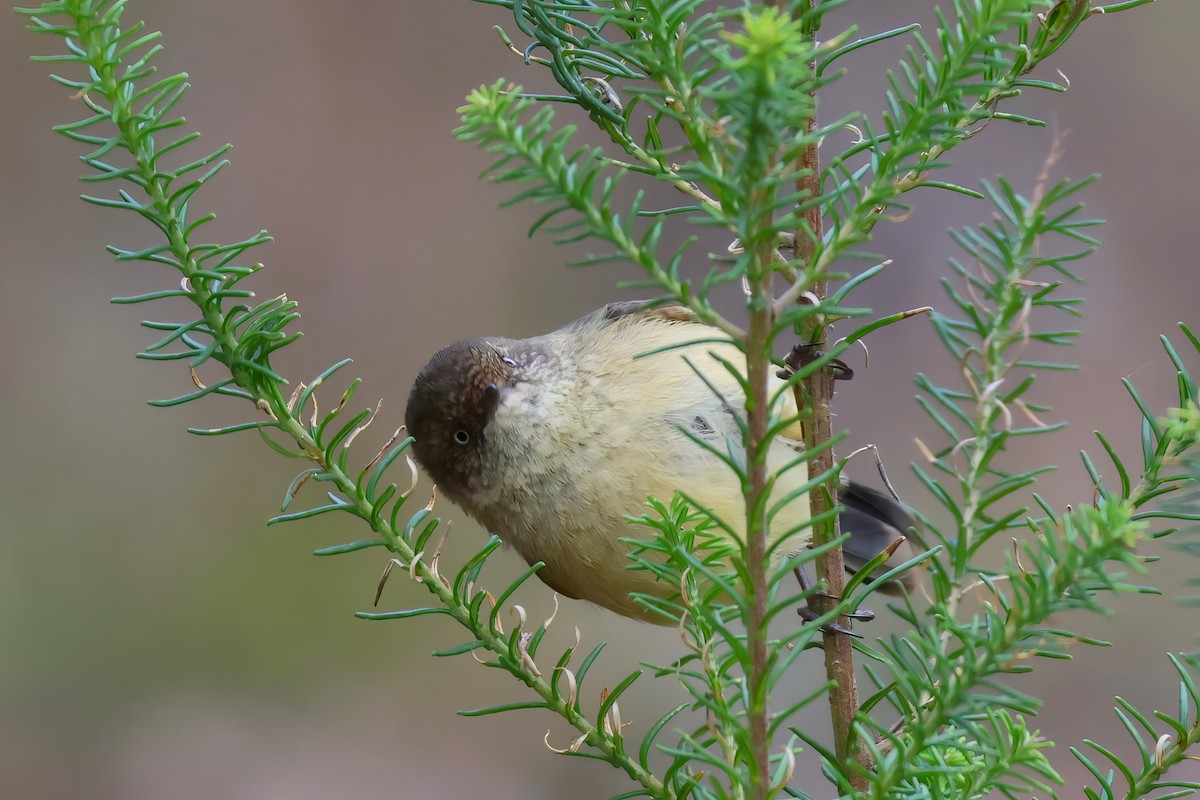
[486,431,810,622]
[475,380,814,621]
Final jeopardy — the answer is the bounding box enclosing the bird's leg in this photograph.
[779,343,855,381]
[794,565,875,638]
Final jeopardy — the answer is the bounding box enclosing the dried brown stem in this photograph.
[790,7,871,791]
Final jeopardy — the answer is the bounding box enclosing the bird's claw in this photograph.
[797,604,864,638]
[779,343,854,381]
[846,607,876,622]
[794,567,874,638]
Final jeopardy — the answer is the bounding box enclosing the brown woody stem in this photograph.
[791,4,870,791]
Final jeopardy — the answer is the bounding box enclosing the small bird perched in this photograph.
[405,300,914,622]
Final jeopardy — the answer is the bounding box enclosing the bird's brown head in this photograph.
[405,340,517,498]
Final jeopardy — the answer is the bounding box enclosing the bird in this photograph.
[404,299,915,622]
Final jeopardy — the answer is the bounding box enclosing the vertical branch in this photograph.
[792,1,869,790]
[745,278,775,800]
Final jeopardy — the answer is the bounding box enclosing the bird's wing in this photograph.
[569,299,700,331]
[576,299,808,440]
[579,299,913,585]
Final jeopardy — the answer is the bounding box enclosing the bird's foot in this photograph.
[778,343,855,382]
[794,566,874,639]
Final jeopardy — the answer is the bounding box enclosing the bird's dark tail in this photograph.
[838,481,918,594]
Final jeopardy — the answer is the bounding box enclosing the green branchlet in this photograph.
[623,496,853,798]
[1072,653,1200,800]
[18,2,674,796]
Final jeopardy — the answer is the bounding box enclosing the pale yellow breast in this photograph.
[569,317,815,563]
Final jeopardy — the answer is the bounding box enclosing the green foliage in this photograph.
[625,495,858,798]
[1073,653,1200,800]
[17,2,678,793]
[912,174,1101,586]
[19,1,1197,800]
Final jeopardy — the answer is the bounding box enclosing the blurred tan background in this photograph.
[3,2,1199,798]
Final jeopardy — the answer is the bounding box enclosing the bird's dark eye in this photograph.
[453,430,471,445]
[501,355,517,367]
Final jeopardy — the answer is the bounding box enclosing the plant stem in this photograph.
[791,4,869,790]
[802,347,867,788]
[53,6,670,796]
[745,272,775,800]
